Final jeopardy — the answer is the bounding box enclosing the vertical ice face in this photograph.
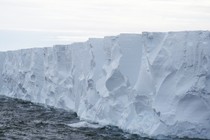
[140,31,210,138]
[144,32,210,121]
[0,52,5,91]
[0,31,210,139]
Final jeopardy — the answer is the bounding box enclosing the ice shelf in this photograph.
[0,31,210,138]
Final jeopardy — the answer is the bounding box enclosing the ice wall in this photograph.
[0,31,210,139]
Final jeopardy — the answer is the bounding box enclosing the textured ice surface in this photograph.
[0,31,210,139]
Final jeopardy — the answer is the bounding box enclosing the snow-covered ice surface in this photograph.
[0,31,210,139]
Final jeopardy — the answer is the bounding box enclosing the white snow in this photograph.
[0,31,210,139]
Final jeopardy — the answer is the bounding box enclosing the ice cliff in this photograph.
[0,31,210,139]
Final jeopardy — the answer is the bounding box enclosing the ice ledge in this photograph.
[0,31,210,139]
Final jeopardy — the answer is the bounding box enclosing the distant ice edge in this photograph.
[0,31,210,139]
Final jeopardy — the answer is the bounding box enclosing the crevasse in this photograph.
[0,31,210,139]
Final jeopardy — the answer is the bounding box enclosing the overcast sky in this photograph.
[0,0,210,51]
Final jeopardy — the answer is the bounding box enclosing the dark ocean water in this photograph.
[0,95,151,140]
[0,95,197,140]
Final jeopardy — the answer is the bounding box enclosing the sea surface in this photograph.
[0,95,195,140]
[0,95,150,140]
